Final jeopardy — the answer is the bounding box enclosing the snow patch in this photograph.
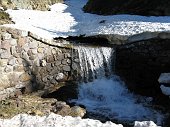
[134,121,160,127]
[2,0,170,39]
[160,85,170,96]
[49,3,68,12]
[158,73,170,84]
[0,113,123,127]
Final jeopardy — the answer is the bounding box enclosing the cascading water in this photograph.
[71,45,164,125]
[77,46,113,82]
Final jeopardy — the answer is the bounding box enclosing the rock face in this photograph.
[115,38,170,96]
[84,0,170,16]
[0,0,63,10]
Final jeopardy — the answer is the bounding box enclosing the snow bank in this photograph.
[160,85,170,96]
[2,0,170,39]
[0,113,161,127]
[158,73,170,96]
[134,121,160,127]
[0,113,123,127]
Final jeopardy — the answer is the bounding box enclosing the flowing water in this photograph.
[72,45,164,126]
[76,46,114,82]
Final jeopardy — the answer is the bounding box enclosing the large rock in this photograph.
[84,0,170,16]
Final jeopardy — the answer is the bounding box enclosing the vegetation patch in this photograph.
[0,10,12,25]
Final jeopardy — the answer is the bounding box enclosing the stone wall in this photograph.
[115,38,170,96]
[0,27,80,101]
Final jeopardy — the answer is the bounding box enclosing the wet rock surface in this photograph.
[116,38,170,96]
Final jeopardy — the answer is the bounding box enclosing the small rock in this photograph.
[19,73,32,82]
[62,59,67,65]
[0,59,8,67]
[1,41,11,50]
[63,65,71,71]
[51,48,57,55]
[57,54,64,61]
[4,65,13,72]
[10,46,16,55]
[0,50,11,59]
[40,60,46,67]
[70,106,86,117]
[3,33,11,40]
[37,47,44,53]
[64,53,71,58]
[8,58,16,66]
[46,56,55,63]
[29,41,38,49]
[55,61,61,66]
[13,65,24,72]
[18,37,27,47]
[10,39,17,46]
[55,73,64,81]
[32,49,37,54]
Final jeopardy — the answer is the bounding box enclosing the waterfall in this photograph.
[76,45,114,82]
[71,45,164,125]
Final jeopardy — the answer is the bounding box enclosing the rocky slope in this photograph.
[84,0,170,16]
[0,0,63,10]
[0,10,12,25]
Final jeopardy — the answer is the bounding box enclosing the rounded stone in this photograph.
[63,65,71,72]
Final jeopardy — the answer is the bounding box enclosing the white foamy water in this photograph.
[76,46,114,82]
[72,77,164,125]
[71,46,164,126]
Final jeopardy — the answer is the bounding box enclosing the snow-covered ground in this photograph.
[0,113,160,127]
[0,113,123,127]
[2,0,170,39]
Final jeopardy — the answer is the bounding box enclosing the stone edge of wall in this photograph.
[82,31,170,45]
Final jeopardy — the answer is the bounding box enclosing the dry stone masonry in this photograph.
[0,27,80,101]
